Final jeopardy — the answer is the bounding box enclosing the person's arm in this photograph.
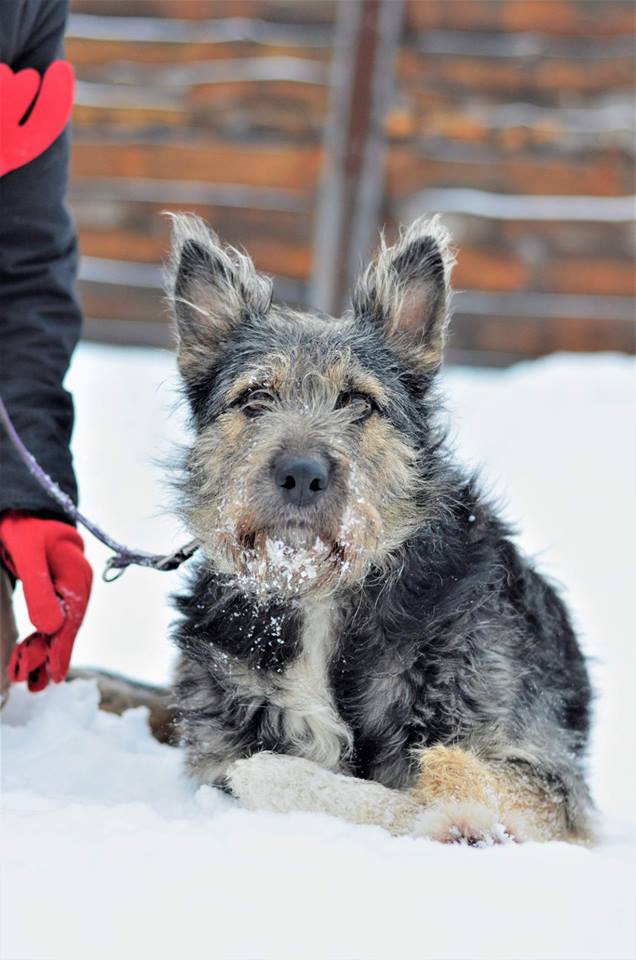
[0,0,81,516]
[0,1,92,693]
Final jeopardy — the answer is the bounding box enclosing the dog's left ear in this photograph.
[352,217,455,371]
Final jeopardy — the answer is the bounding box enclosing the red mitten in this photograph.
[0,514,92,691]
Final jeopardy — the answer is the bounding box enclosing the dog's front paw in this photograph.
[227,752,329,814]
[228,753,429,834]
[415,800,516,847]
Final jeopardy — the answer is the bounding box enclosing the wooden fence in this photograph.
[68,0,635,364]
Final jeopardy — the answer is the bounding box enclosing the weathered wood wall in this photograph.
[68,0,333,346]
[68,0,635,363]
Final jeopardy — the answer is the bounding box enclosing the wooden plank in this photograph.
[408,30,634,60]
[459,249,635,296]
[395,187,636,224]
[385,101,635,154]
[71,140,322,190]
[70,194,308,235]
[454,290,635,323]
[449,311,635,357]
[454,247,530,292]
[67,37,331,67]
[82,315,174,349]
[496,218,635,258]
[77,279,166,326]
[386,148,633,197]
[542,258,636,296]
[449,289,635,358]
[396,48,635,101]
[73,102,187,128]
[72,79,330,140]
[75,225,313,280]
[69,176,309,211]
[68,11,333,41]
[74,58,328,86]
[405,0,636,40]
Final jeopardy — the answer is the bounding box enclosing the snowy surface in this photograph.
[2,344,635,960]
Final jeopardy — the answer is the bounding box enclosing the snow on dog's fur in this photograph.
[168,214,594,845]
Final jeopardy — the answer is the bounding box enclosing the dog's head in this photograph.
[168,214,454,598]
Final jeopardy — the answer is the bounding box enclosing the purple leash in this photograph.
[0,394,198,581]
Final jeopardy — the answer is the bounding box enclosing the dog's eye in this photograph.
[337,392,376,421]
[231,387,271,418]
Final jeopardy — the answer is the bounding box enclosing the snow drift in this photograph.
[2,345,635,960]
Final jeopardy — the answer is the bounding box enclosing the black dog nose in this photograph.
[274,456,330,507]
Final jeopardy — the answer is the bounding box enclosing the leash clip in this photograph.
[102,557,129,582]
[102,540,199,582]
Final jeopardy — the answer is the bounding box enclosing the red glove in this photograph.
[0,514,92,692]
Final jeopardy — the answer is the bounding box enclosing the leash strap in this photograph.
[0,394,198,581]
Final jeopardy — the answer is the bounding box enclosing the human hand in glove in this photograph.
[0,514,92,691]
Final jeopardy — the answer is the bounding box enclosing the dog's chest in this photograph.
[271,599,353,770]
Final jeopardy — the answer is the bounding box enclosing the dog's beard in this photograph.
[194,486,390,598]
[207,513,369,599]
[236,528,334,597]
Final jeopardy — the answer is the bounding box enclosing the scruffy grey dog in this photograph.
[169,213,593,844]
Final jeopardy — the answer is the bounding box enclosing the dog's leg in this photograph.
[227,748,593,845]
[228,752,430,837]
[411,745,594,844]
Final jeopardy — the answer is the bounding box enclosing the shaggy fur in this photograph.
[169,214,594,845]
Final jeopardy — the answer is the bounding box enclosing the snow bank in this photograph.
[3,680,634,960]
[2,345,635,960]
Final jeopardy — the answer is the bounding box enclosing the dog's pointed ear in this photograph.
[352,217,455,371]
[166,213,272,380]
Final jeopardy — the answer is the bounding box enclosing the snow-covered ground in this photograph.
[2,344,635,960]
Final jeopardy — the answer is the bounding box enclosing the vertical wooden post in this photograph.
[309,0,404,315]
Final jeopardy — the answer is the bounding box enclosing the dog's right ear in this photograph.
[166,213,272,380]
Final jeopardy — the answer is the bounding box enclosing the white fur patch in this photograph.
[273,599,353,770]
[227,752,424,834]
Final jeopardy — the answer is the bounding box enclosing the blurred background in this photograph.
[67,0,635,366]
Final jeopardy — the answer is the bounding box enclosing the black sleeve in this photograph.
[0,0,82,518]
